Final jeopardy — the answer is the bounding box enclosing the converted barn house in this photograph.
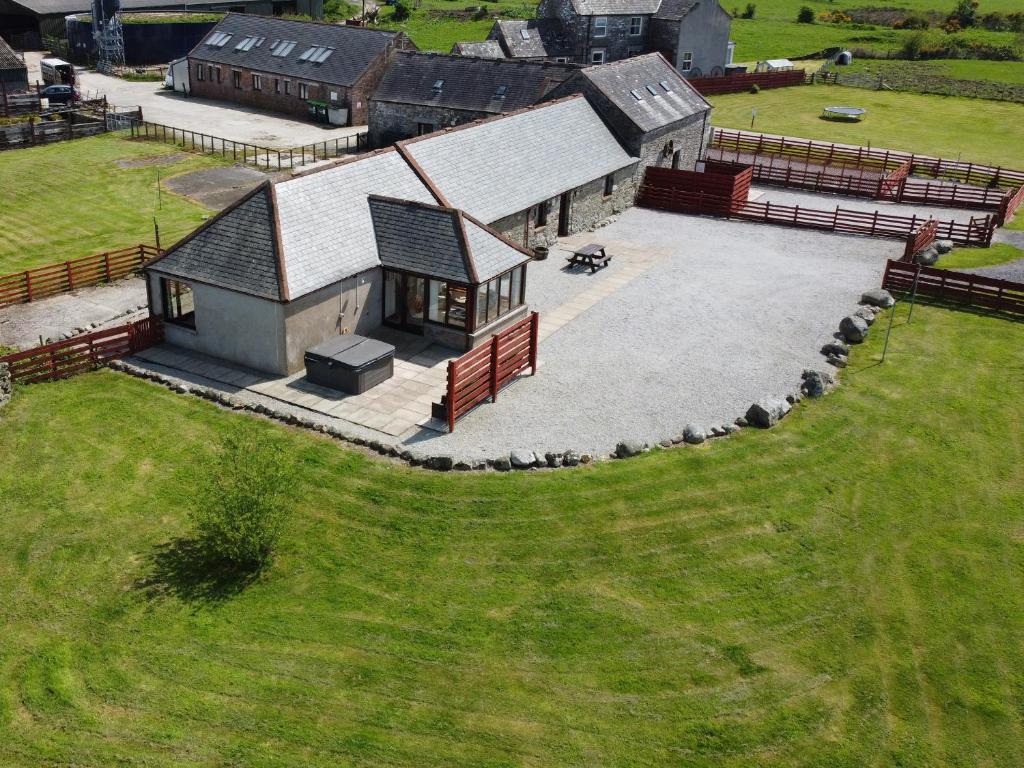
[367,52,578,148]
[145,95,661,374]
[186,14,413,125]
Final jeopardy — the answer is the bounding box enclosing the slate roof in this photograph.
[11,0,238,15]
[578,53,710,133]
[450,40,505,59]
[369,197,529,284]
[652,0,698,20]
[372,52,577,114]
[148,184,284,300]
[273,150,437,299]
[0,36,25,71]
[491,19,574,59]
[187,13,399,87]
[399,96,637,223]
[570,0,663,15]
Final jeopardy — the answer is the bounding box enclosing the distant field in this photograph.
[709,85,1024,167]
[844,59,1024,87]
[0,134,228,275]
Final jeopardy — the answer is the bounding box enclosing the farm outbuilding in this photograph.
[0,34,28,91]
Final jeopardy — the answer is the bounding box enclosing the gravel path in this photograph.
[404,207,900,461]
[750,185,990,225]
[951,229,1024,282]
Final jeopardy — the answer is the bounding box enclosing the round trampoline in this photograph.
[822,105,866,121]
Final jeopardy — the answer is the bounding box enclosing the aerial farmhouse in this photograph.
[367,52,578,148]
[186,14,414,125]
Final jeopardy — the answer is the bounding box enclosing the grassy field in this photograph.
[938,242,1024,269]
[845,59,1024,87]
[709,85,1024,166]
[0,134,229,275]
[1,302,1023,766]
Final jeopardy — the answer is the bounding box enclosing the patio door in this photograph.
[383,271,425,333]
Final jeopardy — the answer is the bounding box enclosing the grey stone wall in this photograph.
[367,101,491,149]
[635,111,709,179]
[583,14,650,64]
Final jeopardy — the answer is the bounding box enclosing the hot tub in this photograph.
[304,335,395,394]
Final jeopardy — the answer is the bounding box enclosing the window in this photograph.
[591,49,605,64]
[270,39,296,57]
[520,28,530,40]
[284,79,291,95]
[680,51,693,71]
[298,82,309,99]
[629,88,643,101]
[161,279,196,329]
[274,78,280,94]
[659,78,672,92]
[196,63,205,81]
[604,174,615,197]
[329,91,338,101]
[215,66,221,83]
[416,122,434,136]
[252,73,262,91]
[593,16,607,37]
[474,266,526,328]
[426,280,468,329]
[629,16,643,35]
[534,200,548,227]
[234,36,265,52]
[645,84,658,96]
[206,31,232,47]
[432,79,444,92]
[555,56,569,63]
[232,70,242,89]
[494,84,508,99]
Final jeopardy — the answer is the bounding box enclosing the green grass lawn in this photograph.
[1,302,1023,766]
[0,134,229,275]
[844,58,1024,87]
[937,242,1024,269]
[709,85,1024,166]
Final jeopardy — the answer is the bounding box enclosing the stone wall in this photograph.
[367,101,492,149]
[636,111,709,177]
[582,14,650,64]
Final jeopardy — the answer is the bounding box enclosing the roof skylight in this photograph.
[494,84,508,98]
[629,88,643,101]
[645,84,658,96]
[659,79,671,91]
[432,79,445,90]
[206,32,232,47]
[520,28,530,39]
[234,36,265,52]
[271,40,297,57]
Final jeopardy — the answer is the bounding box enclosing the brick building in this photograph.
[186,14,414,125]
[367,51,578,148]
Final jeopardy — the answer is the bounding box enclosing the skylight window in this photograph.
[234,36,265,52]
[299,46,318,61]
[312,47,334,63]
[432,79,444,91]
[629,89,643,101]
[645,84,658,96]
[206,32,232,47]
[271,40,297,57]
[659,79,672,92]
[520,28,530,39]
[494,84,508,98]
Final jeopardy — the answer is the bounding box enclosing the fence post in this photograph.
[529,312,539,375]
[66,260,74,290]
[103,252,111,282]
[489,336,500,403]
[25,270,32,302]
[446,360,456,433]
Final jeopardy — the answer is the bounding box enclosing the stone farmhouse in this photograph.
[145,91,709,374]
[484,0,733,75]
[367,51,578,148]
[186,14,413,126]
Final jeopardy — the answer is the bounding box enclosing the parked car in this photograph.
[39,85,75,104]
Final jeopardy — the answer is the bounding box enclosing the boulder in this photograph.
[579,453,594,464]
[934,239,954,254]
[826,353,848,369]
[510,449,537,469]
[426,455,454,472]
[853,306,877,326]
[615,440,646,458]
[745,398,792,429]
[545,452,563,468]
[453,461,472,471]
[860,289,895,309]
[683,424,706,444]
[915,246,939,266]
[735,416,748,428]
[839,315,869,344]
[562,450,581,467]
[710,425,728,437]
[723,424,741,434]
[492,456,512,472]
[821,339,850,357]
[671,434,685,445]
[658,439,673,449]
[801,370,837,398]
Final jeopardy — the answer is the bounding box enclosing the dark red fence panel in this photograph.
[443,312,539,432]
[903,219,938,261]
[688,70,806,95]
[998,185,1024,225]
[882,260,1024,315]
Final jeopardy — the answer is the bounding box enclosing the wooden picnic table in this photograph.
[565,243,612,274]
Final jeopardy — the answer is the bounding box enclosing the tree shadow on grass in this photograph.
[135,536,263,605]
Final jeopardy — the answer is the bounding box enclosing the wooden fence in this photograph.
[881,260,1024,315]
[688,69,807,95]
[637,182,994,247]
[0,244,160,308]
[0,316,164,384]
[440,312,539,432]
[125,119,366,171]
[709,128,1024,189]
[646,163,752,214]
[903,219,938,260]
[998,185,1024,225]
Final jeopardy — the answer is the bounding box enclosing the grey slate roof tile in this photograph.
[187,13,398,87]
[450,40,506,59]
[149,184,283,300]
[463,218,531,281]
[401,96,638,223]
[0,37,25,71]
[492,19,574,59]
[652,0,698,19]
[372,51,577,114]
[570,0,663,14]
[580,53,710,133]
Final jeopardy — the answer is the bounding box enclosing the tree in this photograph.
[391,0,411,21]
[947,0,978,28]
[190,426,296,571]
[797,6,815,23]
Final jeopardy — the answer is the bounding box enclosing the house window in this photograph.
[604,174,615,197]
[426,280,468,329]
[474,266,526,328]
[284,79,291,95]
[329,91,338,102]
[627,47,642,57]
[680,51,693,71]
[232,70,242,89]
[593,16,607,37]
[274,78,280,93]
[629,16,643,35]
[591,49,605,65]
[196,64,205,81]
[161,278,196,329]
[534,200,548,227]
[298,82,309,99]
[416,122,434,136]
[214,66,221,83]
[252,73,262,91]
[555,56,569,63]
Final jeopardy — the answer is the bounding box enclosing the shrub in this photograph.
[797,6,815,23]
[893,13,930,29]
[190,427,296,571]
[391,0,411,21]
[946,0,978,29]
[900,30,926,58]
[741,2,755,18]
[749,83,760,93]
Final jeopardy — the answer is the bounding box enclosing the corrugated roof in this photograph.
[450,40,506,59]
[273,151,437,298]
[570,0,663,15]
[491,19,574,59]
[399,96,637,223]
[187,13,399,87]
[580,53,710,133]
[148,184,284,300]
[0,36,26,71]
[372,52,577,114]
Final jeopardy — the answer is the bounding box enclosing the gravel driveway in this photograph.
[750,185,991,225]
[403,207,901,461]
